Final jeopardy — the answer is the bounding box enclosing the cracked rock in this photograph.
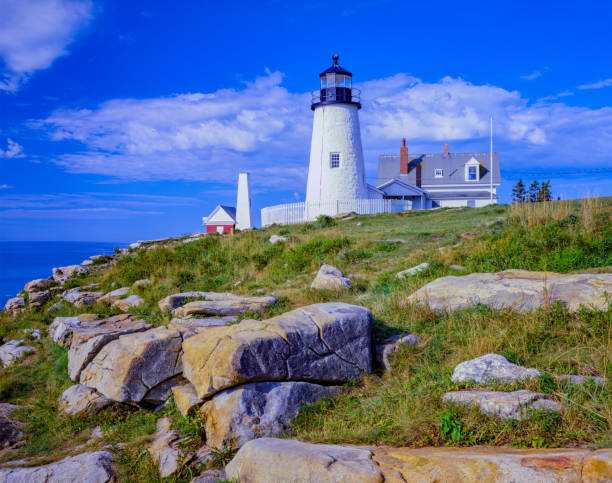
[52,264,89,283]
[451,354,540,384]
[158,291,276,315]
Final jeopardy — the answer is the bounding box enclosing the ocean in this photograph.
[0,241,127,308]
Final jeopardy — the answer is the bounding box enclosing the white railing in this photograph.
[261,199,412,227]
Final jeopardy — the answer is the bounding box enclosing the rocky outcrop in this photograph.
[79,327,183,403]
[375,333,419,370]
[396,262,430,279]
[0,404,24,449]
[3,298,25,317]
[182,303,372,399]
[226,439,612,482]
[201,381,339,449]
[451,354,540,384]
[111,295,144,312]
[52,264,89,283]
[28,290,51,308]
[97,287,130,304]
[24,278,56,293]
[0,451,115,482]
[408,269,612,312]
[443,390,560,420]
[226,438,383,482]
[168,316,236,338]
[172,383,202,416]
[158,291,276,316]
[59,384,114,416]
[143,375,186,405]
[49,314,101,347]
[310,264,351,290]
[61,286,103,307]
[0,340,35,367]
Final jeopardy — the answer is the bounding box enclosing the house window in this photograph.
[467,166,478,181]
[330,152,340,168]
[434,168,444,178]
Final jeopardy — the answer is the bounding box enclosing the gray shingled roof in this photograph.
[377,152,501,187]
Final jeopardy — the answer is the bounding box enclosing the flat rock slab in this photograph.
[158,291,276,315]
[112,295,144,311]
[557,374,606,386]
[80,327,183,403]
[168,316,236,338]
[97,287,130,304]
[0,451,115,483]
[67,314,151,381]
[201,381,339,449]
[59,384,114,416]
[182,302,372,399]
[408,269,612,312]
[0,340,35,367]
[397,262,430,279]
[61,287,104,307]
[226,438,383,483]
[451,353,540,384]
[311,264,351,290]
[443,390,560,420]
[49,314,101,347]
[24,278,56,293]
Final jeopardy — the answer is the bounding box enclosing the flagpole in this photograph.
[490,116,493,202]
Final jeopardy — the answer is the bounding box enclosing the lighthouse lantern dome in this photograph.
[312,54,361,110]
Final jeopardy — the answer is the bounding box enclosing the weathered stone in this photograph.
[80,327,183,403]
[132,279,151,288]
[202,381,339,449]
[158,291,276,315]
[408,269,612,312]
[0,451,115,482]
[52,264,89,283]
[191,469,226,482]
[451,354,540,384]
[557,374,606,386]
[97,287,130,304]
[172,383,202,416]
[375,333,420,370]
[61,286,104,307]
[48,301,64,312]
[449,264,467,270]
[112,295,144,312]
[0,340,35,367]
[24,278,56,293]
[81,259,93,266]
[443,390,560,420]
[226,438,383,483]
[583,450,612,482]
[49,314,101,347]
[28,290,51,308]
[396,262,430,279]
[143,375,186,405]
[269,235,287,244]
[3,298,25,317]
[24,328,41,340]
[66,314,151,381]
[59,384,114,416]
[0,404,23,449]
[183,302,372,399]
[311,264,351,290]
[168,316,236,338]
[148,417,189,478]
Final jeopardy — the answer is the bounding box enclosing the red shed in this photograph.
[202,205,236,234]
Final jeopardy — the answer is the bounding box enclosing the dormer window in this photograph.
[468,166,477,180]
[330,152,340,168]
[434,168,444,178]
[464,157,481,182]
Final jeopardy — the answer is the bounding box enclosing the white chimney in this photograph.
[235,171,253,230]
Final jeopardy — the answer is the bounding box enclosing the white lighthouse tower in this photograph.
[305,55,367,217]
[235,171,253,230]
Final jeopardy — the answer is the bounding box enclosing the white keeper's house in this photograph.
[260,55,500,226]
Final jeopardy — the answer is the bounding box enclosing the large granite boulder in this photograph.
[226,438,383,483]
[0,404,24,449]
[311,264,351,290]
[52,264,89,283]
[67,314,151,381]
[201,381,339,449]
[0,340,35,367]
[49,314,101,347]
[408,269,612,312]
[0,451,115,482]
[182,303,372,399]
[24,278,56,293]
[158,291,276,315]
[443,390,560,420]
[59,384,115,416]
[79,327,183,403]
[451,354,540,384]
[3,298,25,317]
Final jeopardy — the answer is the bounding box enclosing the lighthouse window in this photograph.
[468,166,478,180]
[330,152,340,168]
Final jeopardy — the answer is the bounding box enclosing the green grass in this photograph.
[1,197,611,479]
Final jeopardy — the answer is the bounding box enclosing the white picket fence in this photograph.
[261,199,412,227]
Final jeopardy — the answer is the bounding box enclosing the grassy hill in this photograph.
[1,197,611,481]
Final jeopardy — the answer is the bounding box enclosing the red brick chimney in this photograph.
[443,143,449,155]
[416,159,422,187]
[400,138,408,175]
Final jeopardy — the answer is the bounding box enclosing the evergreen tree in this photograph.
[528,180,540,202]
[511,179,527,203]
[539,180,552,201]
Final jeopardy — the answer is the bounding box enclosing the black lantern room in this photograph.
[311,54,361,110]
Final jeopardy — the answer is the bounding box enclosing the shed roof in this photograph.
[204,205,236,224]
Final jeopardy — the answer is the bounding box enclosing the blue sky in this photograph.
[1,0,612,242]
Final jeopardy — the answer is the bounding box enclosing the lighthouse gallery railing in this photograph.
[261,198,411,227]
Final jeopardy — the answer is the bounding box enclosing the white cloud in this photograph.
[578,78,612,90]
[0,138,25,158]
[0,184,12,189]
[37,71,612,191]
[520,71,542,80]
[0,0,93,91]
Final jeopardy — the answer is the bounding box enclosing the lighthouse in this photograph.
[305,55,368,213]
